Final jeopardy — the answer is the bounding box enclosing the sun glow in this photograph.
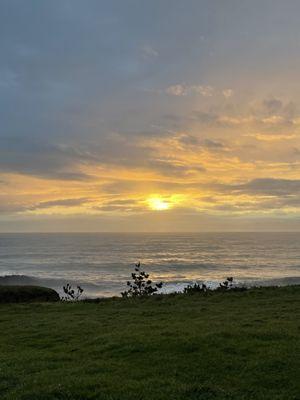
[147,197,170,211]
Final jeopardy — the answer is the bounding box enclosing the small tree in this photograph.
[121,262,163,297]
[61,283,84,301]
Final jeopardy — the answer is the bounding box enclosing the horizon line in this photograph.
[1,231,300,234]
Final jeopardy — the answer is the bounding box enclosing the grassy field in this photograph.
[0,286,300,400]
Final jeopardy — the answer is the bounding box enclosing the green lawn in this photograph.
[0,286,300,400]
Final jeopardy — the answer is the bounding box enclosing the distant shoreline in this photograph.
[1,274,300,300]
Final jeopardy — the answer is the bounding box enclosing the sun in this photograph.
[147,197,170,211]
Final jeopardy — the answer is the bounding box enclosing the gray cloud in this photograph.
[234,178,300,196]
[203,139,224,149]
[101,179,197,195]
[192,110,219,125]
[204,178,300,198]
[2,1,300,229]
[31,198,88,210]
[0,133,206,180]
[203,179,300,211]
[0,137,94,180]
[178,134,199,146]
[93,199,141,213]
[0,197,89,215]
[0,203,27,214]
[262,98,283,115]
[148,159,206,176]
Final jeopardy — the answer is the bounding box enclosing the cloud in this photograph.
[237,178,300,196]
[0,197,90,215]
[210,178,300,197]
[203,139,224,149]
[222,89,233,98]
[2,2,300,228]
[100,179,195,195]
[192,85,214,97]
[0,203,27,214]
[244,133,297,142]
[93,198,141,213]
[261,115,286,125]
[31,198,88,210]
[148,159,206,177]
[184,178,300,214]
[141,45,159,59]
[165,85,235,98]
[166,84,187,96]
[178,134,199,146]
[0,137,93,181]
[192,110,219,124]
[0,69,18,88]
[166,84,214,97]
[178,134,225,150]
[263,98,283,114]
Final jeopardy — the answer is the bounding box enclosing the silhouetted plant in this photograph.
[121,262,163,297]
[183,283,208,294]
[217,277,234,291]
[183,277,244,294]
[61,283,84,301]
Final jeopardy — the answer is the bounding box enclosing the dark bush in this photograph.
[183,277,248,295]
[0,286,60,303]
[183,283,208,294]
[121,262,163,297]
[216,277,234,291]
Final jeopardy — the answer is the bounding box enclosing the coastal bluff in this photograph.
[0,285,60,303]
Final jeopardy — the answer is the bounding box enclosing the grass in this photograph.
[0,286,299,399]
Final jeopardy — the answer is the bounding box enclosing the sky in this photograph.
[1,0,300,232]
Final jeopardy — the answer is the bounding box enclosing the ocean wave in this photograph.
[1,274,300,298]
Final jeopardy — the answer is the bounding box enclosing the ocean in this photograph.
[0,232,300,297]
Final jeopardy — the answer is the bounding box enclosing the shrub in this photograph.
[61,283,84,301]
[0,286,60,303]
[121,262,163,297]
[183,277,248,294]
[216,276,234,291]
[183,283,208,294]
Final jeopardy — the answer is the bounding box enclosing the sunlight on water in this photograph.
[0,233,300,297]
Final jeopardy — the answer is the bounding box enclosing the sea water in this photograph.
[0,232,300,297]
